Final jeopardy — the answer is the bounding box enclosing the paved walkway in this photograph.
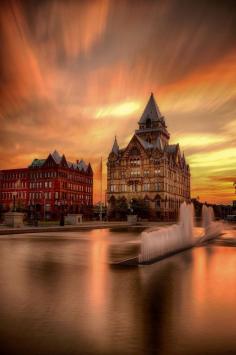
[0,221,170,235]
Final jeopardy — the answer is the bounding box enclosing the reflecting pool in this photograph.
[0,225,235,355]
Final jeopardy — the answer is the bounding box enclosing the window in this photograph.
[156,199,160,207]
[146,118,151,128]
[111,185,116,192]
[130,158,140,167]
[131,170,140,177]
[154,169,161,176]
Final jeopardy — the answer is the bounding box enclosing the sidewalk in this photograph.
[0,221,164,235]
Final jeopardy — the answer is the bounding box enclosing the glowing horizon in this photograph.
[0,0,235,205]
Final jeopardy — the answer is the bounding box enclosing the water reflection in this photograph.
[0,228,235,354]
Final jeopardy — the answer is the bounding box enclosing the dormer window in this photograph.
[146,118,151,128]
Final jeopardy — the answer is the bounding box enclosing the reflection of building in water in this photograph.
[107,93,191,220]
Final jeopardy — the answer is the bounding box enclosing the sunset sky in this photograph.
[0,0,235,204]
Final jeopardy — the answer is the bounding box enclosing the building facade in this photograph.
[107,93,191,220]
[0,150,93,218]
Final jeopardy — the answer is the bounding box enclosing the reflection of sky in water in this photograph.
[0,228,235,355]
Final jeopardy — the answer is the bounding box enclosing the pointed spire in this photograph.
[60,154,68,168]
[87,162,93,174]
[138,92,163,124]
[52,150,61,164]
[111,136,119,155]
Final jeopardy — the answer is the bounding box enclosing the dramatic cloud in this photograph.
[0,0,236,203]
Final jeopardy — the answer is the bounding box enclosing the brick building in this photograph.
[107,93,191,220]
[0,150,93,219]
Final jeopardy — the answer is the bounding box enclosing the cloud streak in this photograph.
[0,0,235,203]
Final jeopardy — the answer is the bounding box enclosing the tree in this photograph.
[115,197,129,220]
[108,196,129,220]
[130,198,150,219]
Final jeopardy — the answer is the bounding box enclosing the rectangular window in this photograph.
[143,183,150,192]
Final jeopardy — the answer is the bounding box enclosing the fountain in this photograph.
[201,204,223,242]
[109,202,223,266]
[139,202,196,264]
[139,202,223,264]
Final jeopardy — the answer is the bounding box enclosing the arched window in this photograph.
[155,194,161,208]
[146,118,152,128]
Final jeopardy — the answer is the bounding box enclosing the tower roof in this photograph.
[111,136,119,155]
[138,93,163,124]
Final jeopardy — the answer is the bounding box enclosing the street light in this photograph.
[12,191,17,212]
[40,191,46,220]
[59,200,65,226]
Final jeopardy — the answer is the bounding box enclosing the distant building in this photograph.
[0,150,93,218]
[107,93,191,220]
[233,200,236,210]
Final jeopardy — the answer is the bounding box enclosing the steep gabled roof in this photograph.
[86,163,93,175]
[67,159,88,172]
[28,150,90,172]
[59,154,68,168]
[121,134,150,158]
[43,153,59,168]
[138,93,163,124]
[78,159,87,171]
[155,136,163,151]
[52,150,61,164]
[165,144,178,154]
[111,136,119,155]
[135,134,153,149]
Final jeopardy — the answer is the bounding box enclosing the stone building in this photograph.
[107,93,191,220]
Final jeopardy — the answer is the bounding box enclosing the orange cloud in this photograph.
[0,0,235,204]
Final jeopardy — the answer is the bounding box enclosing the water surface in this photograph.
[0,225,235,355]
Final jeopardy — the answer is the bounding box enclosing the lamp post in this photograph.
[129,198,133,215]
[32,199,38,226]
[55,199,58,219]
[12,191,17,212]
[40,191,46,220]
[59,200,65,226]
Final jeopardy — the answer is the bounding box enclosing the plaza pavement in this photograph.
[0,220,172,235]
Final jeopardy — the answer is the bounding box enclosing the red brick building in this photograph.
[0,151,93,219]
